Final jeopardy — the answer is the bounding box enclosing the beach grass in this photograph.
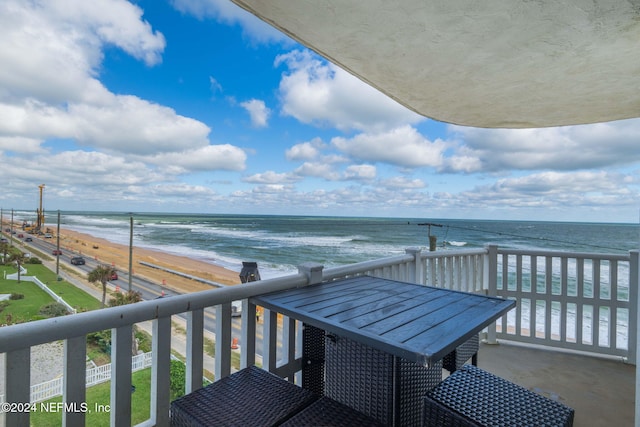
[29,367,152,427]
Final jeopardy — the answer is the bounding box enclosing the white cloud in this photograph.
[332,126,447,168]
[209,76,223,95]
[275,50,424,132]
[434,170,640,214]
[343,164,376,180]
[150,183,216,198]
[51,0,166,66]
[0,96,212,155]
[0,0,165,105]
[0,0,251,178]
[243,171,300,184]
[381,177,427,189]
[0,136,48,155]
[240,99,271,128]
[170,0,287,44]
[70,96,212,154]
[448,119,640,172]
[293,162,340,180]
[147,144,247,172]
[285,138,325,161]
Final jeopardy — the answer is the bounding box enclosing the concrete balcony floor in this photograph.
[476,341,634,427]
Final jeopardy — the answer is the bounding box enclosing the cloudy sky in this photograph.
[0,0,638,223]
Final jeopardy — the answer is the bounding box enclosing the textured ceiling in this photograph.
[232,0,640,128]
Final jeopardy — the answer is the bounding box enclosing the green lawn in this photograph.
[30,368,152,427]
[0,275,54,323]
[0,265,101,317]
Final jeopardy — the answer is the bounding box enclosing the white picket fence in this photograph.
[1,352,152,404]
[5,267,76,314]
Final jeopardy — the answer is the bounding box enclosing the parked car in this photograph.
[231,301,242,317]
[44,233,53,238]
[70,256,85,265]
[52,249,62,255]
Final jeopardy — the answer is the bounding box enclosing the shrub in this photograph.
[87,329,111,354]
[10,293,24,300]
[170,359,186,400]
[135,330,152,353]
[108,290,142,307]
[38,302,69,318]
[26,257,42,264]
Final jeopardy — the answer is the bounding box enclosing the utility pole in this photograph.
[128,215,133,292]
[418,222,443,251]
[56,210,61,277]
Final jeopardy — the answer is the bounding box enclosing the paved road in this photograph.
[6,233,268,369]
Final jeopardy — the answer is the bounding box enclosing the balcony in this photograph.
[1,245,637,426]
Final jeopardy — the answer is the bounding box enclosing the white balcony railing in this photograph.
[1,246,637,426]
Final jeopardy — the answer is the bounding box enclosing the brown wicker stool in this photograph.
[170,365,317,427]
[423,365,574,427]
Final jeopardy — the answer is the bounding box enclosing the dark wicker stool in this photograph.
[281,396,384,426]
[324,334,443,427]
[423,365,574,427]
[443,334,479,373]
[170,365,317,427]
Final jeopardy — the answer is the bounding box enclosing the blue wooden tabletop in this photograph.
[252,275,515,367]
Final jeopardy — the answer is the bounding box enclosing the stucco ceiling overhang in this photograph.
[231,0,640,128]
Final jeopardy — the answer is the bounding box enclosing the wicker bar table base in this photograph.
[170,366,317,427]
[423,365,574,427]
[325,334,443,427]
[443,334,479,373]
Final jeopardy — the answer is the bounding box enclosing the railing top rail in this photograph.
[495,248,631,261]
[420,248,488,259]
[323,253,414,280]
[0,273,307,353]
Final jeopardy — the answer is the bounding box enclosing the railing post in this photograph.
[215,303,232,379]
[63,336,86,427]
[110,325,133,427]
[186,309,204,393]
[151,316,172,427]
[629,250,640,427]
[298,262,324,285]
[4,348,30,427]
[405,248,422,284]
[629,250,638,365]
[241,300,257,369]
[486,245,499,344]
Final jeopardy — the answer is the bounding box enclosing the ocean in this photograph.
[31,211,640,279]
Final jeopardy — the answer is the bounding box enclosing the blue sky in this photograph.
[0,0,638,223]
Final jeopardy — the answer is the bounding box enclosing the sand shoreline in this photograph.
[46,227,242,294]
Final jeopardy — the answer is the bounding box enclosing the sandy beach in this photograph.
[54,228,242,293]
